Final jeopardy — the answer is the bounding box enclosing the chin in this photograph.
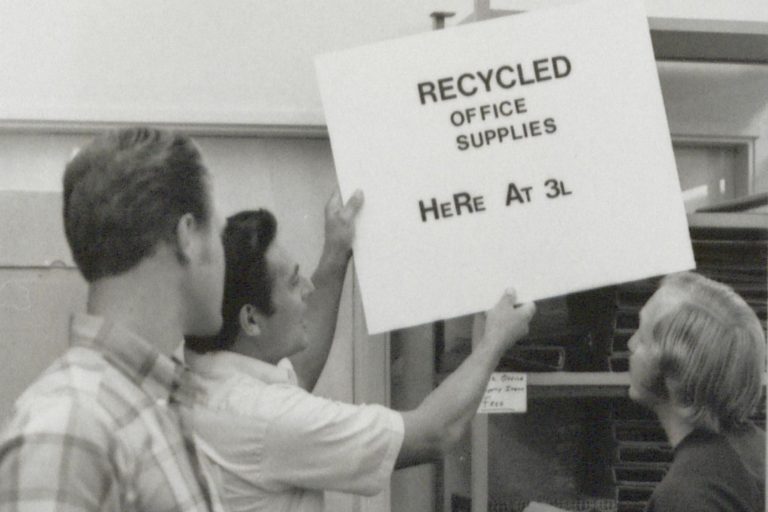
[284,333,310,358]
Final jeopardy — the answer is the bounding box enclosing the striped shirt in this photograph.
[0,314,221,512]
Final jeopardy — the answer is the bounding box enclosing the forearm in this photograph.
[289,244,350,390]
[397,337,505,468]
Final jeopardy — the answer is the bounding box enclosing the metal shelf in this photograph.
[527,372,630,399]
[468,8,768,64]
[648,17,768,64]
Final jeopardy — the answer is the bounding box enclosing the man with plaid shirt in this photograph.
[0,127,226,511]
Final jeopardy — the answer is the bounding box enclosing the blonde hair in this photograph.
[648,272,765,433]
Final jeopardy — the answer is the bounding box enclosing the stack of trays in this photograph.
[608,220,767,372]
[513,293,611,372]
[609,399,670,512]
[497,345,567,372]
[608,279,658,372]
[689,224,767,337]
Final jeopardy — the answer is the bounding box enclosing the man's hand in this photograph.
[323,189,364,261]
[482,288,536,353]
[396,288,536,468]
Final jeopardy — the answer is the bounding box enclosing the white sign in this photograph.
[316,0,694,334]
[478,373,527,414]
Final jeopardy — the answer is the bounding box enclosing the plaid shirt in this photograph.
[0,314,221,512]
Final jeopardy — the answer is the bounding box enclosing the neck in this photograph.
[654,402,695,448]
[87,260,184,358]
[230,332,286,366]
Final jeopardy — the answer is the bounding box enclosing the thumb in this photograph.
[515,302,536,320]
[503,287,518,304]
[345,189,364,216]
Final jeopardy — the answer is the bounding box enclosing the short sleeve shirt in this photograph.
[189,350,404,512]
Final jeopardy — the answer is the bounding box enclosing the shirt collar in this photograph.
[186,349,296,386]
[70,313,192,403]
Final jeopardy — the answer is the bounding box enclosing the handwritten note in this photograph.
[478,372,527,414]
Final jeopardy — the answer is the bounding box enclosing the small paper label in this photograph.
[478,372,527,414]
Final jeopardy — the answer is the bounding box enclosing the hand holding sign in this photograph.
[323,189,364,261]
[482,288,536,356]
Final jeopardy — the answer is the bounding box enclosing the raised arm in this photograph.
[396,289,535,468]
[290,189,363,390]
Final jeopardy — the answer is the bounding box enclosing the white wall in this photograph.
[2,1,764,188]
[658,62,768,193]
[0,0,472,125]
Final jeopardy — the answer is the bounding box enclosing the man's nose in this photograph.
[627,333,638,353]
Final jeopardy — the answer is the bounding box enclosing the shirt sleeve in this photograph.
[260,387,404,496]
[0,395,115,512]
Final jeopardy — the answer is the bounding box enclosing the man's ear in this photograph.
[239,304,264,337]
[175,212,200,265]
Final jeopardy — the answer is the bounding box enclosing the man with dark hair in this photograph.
[0,127,225,511]
[627,271,766,511]
[186,192,536,512]
[186,191,364,392]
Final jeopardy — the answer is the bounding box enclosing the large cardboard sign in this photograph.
[315,0,694,334]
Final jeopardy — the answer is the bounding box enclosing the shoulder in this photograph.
[1,373,116,477]
[650,429,764,511]
[9,347,142,436]
[195,370,297,417]
[264,394,403,450]
[5,352,115,439]
[674,429,756,476]
[198,373,401,437]
[0,352,123,509]
[20,347,108,395]
[649,478,714,512]
[650,443,722,512]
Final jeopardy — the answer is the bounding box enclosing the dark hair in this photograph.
[185,209,277,353]
[63,127,211,282]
